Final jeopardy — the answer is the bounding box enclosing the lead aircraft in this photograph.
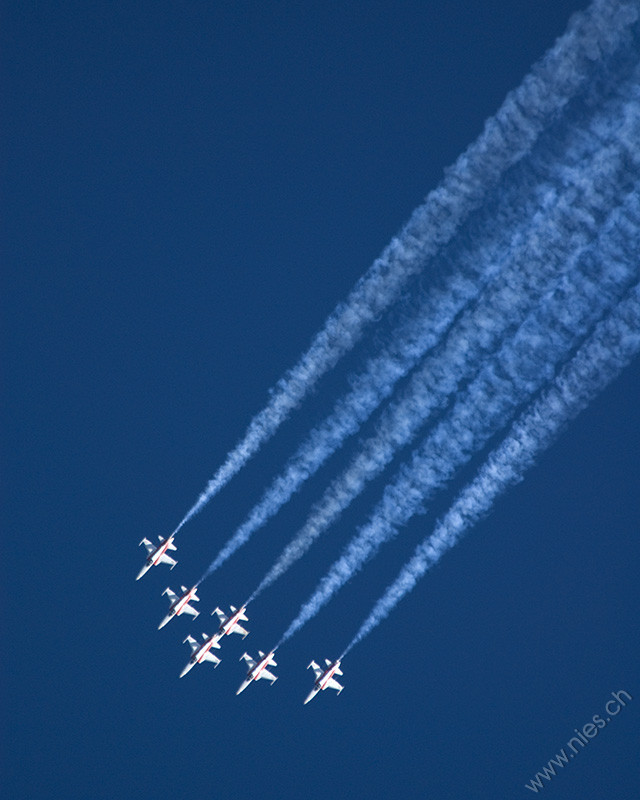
[136,535,177,580]
[304,659,344,704]
[212,605,249,639]
[180,632,222,678]
[158,585,200,629]
[236,650,277,695]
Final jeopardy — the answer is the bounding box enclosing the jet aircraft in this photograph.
[236,650,277,694]
[158,585,200,629]
[212,605,249,639]
[136,535,177,580]
[304,659,344,704]
[180,632,222,678]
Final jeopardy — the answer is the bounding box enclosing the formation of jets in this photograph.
[137,536,344,703]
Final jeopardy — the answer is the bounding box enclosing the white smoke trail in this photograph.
[342,283,640,656]
[276,190,640,646]
[246,101,640,600]
[171,0,638,535]
[198,72,640,583]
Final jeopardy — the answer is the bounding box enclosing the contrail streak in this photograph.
[199,67,640,584]
[276,189,640,647]
[171,0,638,536]
[247,90,640,602]
[342,283,640,656]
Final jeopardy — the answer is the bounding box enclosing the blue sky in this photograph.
[4,2,638,798]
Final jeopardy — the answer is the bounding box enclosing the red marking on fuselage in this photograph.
[196,638,216,663]
[172,589,195,615]
[220,608,245,636]
[318,664,338,690]
[253,655,273,680]
[151,538,171,566]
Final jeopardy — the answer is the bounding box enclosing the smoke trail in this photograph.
[343,283,640,656]
[171,0,638,535]
[276,190,640,647]
[247,90,640,601]
[198,70,640,582]
[253,179,640,602]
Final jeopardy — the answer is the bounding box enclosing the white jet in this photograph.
[236,650,277,695]
[212,605,249,639]
[304,659,344,704]
[136,535,177,580]
[158,585,200,629]
[180,632,222,678]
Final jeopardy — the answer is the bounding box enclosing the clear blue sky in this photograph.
[3,2,638,799]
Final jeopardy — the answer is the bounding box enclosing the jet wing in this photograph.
[202,651,221,665]
[163,587,179,604]
[241,653,257,670]
[140,538,156,555]
[159,553,177,568]
[326,677,343,693]
[181,603,199,618]
[212,607,228,624]
[309,661,323,680]
[231,623,249,637]
[184,635,199,653]
[258,668,277,683]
